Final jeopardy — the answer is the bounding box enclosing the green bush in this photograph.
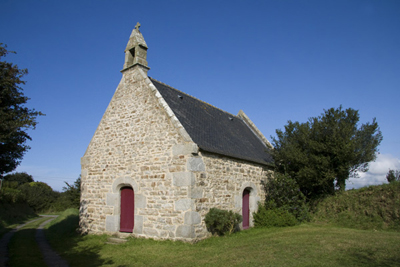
[204,208,242,236]
[0,187,25,204]
[0,202,36,235]
[253,204,298,228]
[19,182,57,212]
[263,173,309,222]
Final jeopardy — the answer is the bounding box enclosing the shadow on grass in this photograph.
[340,249,400,267]
[0,203,37,238]
[44,214,113,267]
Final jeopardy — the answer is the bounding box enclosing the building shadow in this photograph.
[44,214,114,267]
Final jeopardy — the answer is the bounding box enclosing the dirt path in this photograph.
[0,217,43,267]
[35,215,69,267]
[0,215,69,267]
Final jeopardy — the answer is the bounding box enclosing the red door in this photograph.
[242,189,250,229]
[120,187,134,233]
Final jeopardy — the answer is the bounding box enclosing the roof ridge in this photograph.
[149,77,240,119]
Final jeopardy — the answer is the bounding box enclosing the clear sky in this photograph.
[1,0,399,191]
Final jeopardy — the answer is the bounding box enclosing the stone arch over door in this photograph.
[105,177,146,235]
[236,182,261,229]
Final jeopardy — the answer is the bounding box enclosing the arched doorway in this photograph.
[120,187,134,233]
[242,188,250,229]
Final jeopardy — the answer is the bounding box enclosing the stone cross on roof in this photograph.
[135,22,141,31]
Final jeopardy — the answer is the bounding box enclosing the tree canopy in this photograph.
[271,106,382,199]
[3,171,34,185]
[0,44,44,176]
[19,181,57,211]
[62,176,81,209]
[386,169,400,183]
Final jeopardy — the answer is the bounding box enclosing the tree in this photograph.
[19,181,57,212]
[386,169,400,183]
[3,171,34,185]
[272,106,382,199]
[0,44,44,177]
[262,173,309,222]
[62,176,81,208]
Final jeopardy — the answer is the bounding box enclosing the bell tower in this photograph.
[122,22,150,72]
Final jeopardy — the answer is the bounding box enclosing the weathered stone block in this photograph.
[172,143,198,156]
[176,225,195,238]
[190,187,203,199]
[173,172,195,187]
[133,215,143,234]
[105,215,118,232]
[135,194,147,209]
[187,157,205,172]
[106,193,118,206]
[175,198,191,211]
[143,228,158,237]
[184,211,201,225]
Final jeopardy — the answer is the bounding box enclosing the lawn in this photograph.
[45,209,400,267]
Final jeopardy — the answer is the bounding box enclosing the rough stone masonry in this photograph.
[80,23,273,242]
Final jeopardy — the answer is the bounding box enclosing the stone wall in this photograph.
[80,65,198,241]
[190,151,271,239]
[80,64,272,242]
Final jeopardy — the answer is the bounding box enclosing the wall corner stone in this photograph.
[175,198,191,211]
[187,157,205,172]
[184,211,201,225]
[172,172,195,187]
[176,225,195,238]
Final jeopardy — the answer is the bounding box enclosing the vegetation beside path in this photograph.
[0,202,36,239]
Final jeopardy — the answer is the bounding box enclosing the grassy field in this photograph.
[44,209,400,267]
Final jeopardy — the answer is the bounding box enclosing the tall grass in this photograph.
[311,182,400,231]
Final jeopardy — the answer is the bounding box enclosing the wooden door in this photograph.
[120,187,134,233]
[242,189,250,229]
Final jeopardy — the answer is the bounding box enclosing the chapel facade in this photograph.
[80,23,273,242]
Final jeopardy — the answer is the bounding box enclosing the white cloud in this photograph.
[346,154,400,189]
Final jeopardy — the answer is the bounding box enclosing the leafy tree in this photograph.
[262,173,309,222]
[3,171,33,185]
[386,169,400,183]
[62,176,81,208]
[272,106,382,199]
[0,44,44,177]
[19,181,56,212]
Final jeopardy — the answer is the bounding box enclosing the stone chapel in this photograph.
[80,23,273,242]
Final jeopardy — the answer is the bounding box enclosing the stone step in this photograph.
[106,237,128,245]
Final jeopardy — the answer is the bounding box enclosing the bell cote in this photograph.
[122,22,149,72]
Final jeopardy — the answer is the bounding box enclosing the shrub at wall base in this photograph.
[204,208,242,236]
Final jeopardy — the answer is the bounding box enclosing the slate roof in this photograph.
[149,78,273,165]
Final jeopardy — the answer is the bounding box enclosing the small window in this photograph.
[129,47,135,58]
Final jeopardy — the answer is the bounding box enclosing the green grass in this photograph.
[45,209,400,267]
[312,182,400,231]
[7,216,50,267]
[0,203,37,239]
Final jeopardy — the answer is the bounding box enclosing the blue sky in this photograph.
[1,0,399,191]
